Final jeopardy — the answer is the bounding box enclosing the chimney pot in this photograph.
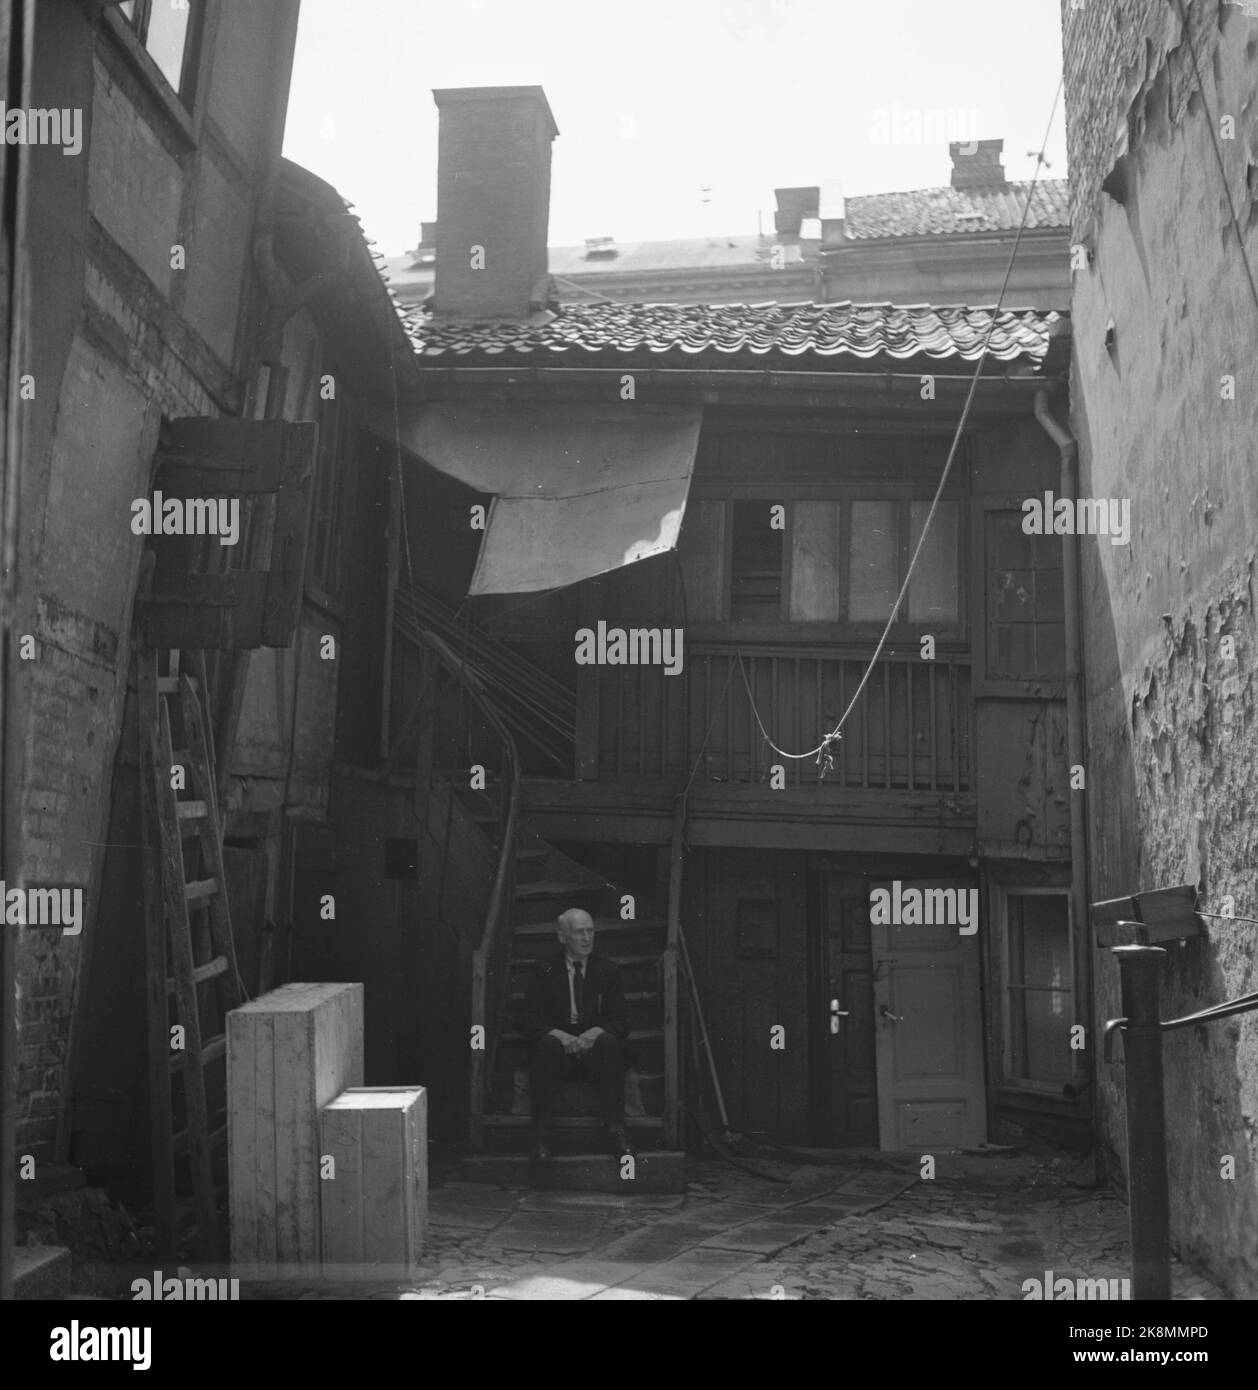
[950,138,1007,191]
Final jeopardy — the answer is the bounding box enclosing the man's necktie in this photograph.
[573,961,584,1024]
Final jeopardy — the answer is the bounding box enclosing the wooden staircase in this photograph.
[457,792,684,1190]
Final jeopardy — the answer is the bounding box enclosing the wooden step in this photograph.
[184,876,220,902]
[511,916,665,937]
[463,1149,685,1193]
[175,799,208,821]
[513,879,604,901]
[166,954,229,993]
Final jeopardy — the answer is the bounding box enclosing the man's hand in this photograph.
[572,1026,604,1055]
[549,1028,581,1055]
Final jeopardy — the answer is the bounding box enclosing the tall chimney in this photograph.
[431,85,559,321]
[949,138,1007,191]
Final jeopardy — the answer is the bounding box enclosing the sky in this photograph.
[282,0,1069,257]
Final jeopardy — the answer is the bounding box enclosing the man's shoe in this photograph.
[606,1126,634,1160]
[529,1133,553,1163]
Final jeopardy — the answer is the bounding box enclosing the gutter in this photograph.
[1033,388,1093,1117]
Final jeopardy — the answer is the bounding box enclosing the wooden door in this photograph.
[818,877,877,1145]
[870,878,986,1149]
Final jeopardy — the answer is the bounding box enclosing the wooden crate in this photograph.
[227,982,364,1277]
[319,1087,428,1278]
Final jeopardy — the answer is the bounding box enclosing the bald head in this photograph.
[557,908,595,959]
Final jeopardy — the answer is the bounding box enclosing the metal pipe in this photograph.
[1033,389,1092,1105]
[1111,943,1171,1300]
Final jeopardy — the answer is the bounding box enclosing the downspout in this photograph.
[1033,388,1093,1119]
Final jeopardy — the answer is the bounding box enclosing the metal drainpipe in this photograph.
[1032,389,1093,1117]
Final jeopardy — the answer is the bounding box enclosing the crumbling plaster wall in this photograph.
[1063,0,1258,1294]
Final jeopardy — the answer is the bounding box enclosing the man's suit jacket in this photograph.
[519,950,630,1044]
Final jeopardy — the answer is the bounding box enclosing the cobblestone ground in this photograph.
[243,1146,1227,1302]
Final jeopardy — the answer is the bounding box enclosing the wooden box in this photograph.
[319,1087,428,1277]
[227,982,364,1277]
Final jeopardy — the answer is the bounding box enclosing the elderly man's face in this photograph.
[558,910,595,958]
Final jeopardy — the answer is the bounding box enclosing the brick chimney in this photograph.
[950,138,1007,191]
[431,85,559,321]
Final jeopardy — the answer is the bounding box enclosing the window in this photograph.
[1004,891,1072,1087]
[729,500,783,619]
[848,498,959,626]
[119,0,203,100]
[986,511,1065,680]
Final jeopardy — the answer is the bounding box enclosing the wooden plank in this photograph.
[320,1088,428,1276]
[261,426,318,647]
[156,418,315,494]
[227,983,364,1277]
[136,572,268,650]
[1091,885,1204,947]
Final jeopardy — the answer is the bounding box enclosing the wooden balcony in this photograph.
[580,642,972,794]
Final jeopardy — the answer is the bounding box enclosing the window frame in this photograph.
[686,487,968,641]
[971,494,1067,699]
[991,881,1078,1096]
[102,0,209,143]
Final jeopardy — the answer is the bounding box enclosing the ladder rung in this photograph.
[172,1118,227,1158]
[175,799,208,821]
[165,955,229,994]
[168,1033,227,1072]
[158,676,200,696]
[184,877,220,902]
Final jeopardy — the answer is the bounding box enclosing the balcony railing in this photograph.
[589,642,972,791]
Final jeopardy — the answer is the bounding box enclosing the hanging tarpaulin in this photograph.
[407,401,702,595]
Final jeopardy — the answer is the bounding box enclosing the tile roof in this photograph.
[406,301,1063,365]
[843,180,1070,240]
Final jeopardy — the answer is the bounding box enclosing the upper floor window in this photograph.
[682,495,962,628]
[985,511,1065,680]
[730,500,783,619]
[119,0,203,100]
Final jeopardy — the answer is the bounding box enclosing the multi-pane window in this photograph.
[119,0,202,99]
[729,500,783,619]
[688,496,961,625]
[1005,891,1072,1086]
[986,511,1065,679]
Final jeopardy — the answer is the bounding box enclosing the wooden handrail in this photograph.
[404,628,522,1150]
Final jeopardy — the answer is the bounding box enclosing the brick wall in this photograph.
[1063,0,1258,1295]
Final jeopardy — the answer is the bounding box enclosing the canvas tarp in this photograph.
[406,401,702,595]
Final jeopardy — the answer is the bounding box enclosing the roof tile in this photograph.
[407,300,1064,365]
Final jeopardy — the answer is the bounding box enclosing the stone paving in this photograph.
[242,1145,1229,1301]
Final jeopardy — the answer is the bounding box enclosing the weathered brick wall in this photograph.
[1064,0,1258,1295]
[13,1,300,1162]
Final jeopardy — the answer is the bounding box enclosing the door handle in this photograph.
[879,1005,903,1023]
[829,998,850,1034]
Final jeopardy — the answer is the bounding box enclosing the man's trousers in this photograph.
[529,1032,626,1129]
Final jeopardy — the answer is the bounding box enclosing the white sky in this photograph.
[283,0,1068,257]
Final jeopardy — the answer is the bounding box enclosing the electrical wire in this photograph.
[723,75,1065,771]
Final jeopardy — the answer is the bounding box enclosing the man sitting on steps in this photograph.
[520,907,633,1163]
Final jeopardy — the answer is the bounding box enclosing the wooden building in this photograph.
[313,86,1088,1162]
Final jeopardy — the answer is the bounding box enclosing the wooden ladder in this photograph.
[138,646,245,1259]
